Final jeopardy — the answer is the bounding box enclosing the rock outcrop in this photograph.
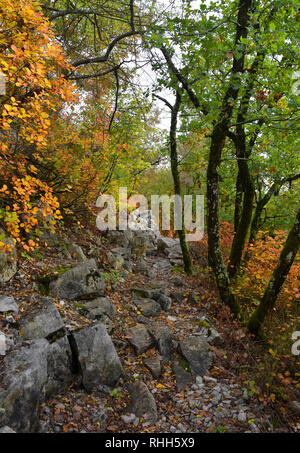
[0,339,49,432]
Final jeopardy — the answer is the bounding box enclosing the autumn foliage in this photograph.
[0,0,74,250]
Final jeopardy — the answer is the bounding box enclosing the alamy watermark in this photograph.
[96,187,204,241]
[0,332,6,355]
[0,72,5,95]
[291,331,300,356]
[291,71,300,96]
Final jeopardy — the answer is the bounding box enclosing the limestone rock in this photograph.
[127,324,154,355]
[133,297,161,317]
[86,311,113,334]
[207,327,224,347]
[70,322,123,392]
[172,360,195,391]
[129,231,149,260]
[49,259,105,300]
[44,336,74,398]
[127,381,157,425]
[0,339,49,432]
[19,298,65,341]
[106,251,125,270]
[289,401,300,415]
[132,287,154,298]
[0,296,18,314]
[179,335,212,376]
[157,237,179,252]
[151,292,171,311]
[151,324,173,364]
[82,297,116,319]
[128,209,161,248]
[143,357,162,379]
[106,230,132,248]
[68,243,87,262]
[165,244,182,258]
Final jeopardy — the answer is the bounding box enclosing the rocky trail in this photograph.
[0,213,299,434]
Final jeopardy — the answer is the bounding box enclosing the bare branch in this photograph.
[160,45,209,115]
[153,93,173,111]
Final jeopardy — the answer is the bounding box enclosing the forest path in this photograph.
[37,248,276,433]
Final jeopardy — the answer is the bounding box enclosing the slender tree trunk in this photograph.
[227,50,265,279]
[207,126,242,316]
[207,0,253,315]
[228,159,255,279]
[170,91,193,274]
[242,198,265,265]
[248,208,300,336]
[234,170,243,233]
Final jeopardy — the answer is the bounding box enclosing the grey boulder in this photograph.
[143,357,162,379]
[207,327,224,347]
[106,251,125,271]
[132,287,154,298]
[151,324,173,364]
[68,243,87,262]
[151,293,171,311]
[129,231,149,260]
[179,335,212,376]
[44,336,74,398]
[127,381,157,425]
[0,296,18,314]
[19,298,65,341]
[126,324,154,355]
[172,360,195,391]
[106,230,132,248]
[133,297,161,317]
[157,237,179,252]
[289,401,300,415]
[81,297,116,333]
[82,297,116,319]
[49,259,105,300]
[0,339,49,432]
[70,322,123,392]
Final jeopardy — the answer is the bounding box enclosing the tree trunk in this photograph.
[248,208,300,336]
[227,50,265,279]
[242,198,265,265]
[207,126,242,316]
[234,170,243,233]
[207,0,253,315]
[170,91,193,274]
[228,158,255,279]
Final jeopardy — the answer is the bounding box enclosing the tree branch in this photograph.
[160,45,209,115]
